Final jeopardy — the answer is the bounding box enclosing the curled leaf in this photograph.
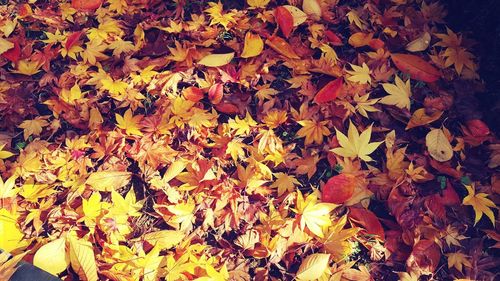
[265,36,300,59]
[241,32,264,58]
[302,0,322,20]
[406,109,443,130]
[406,32,431,52]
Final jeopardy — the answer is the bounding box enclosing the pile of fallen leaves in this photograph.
[0,0,498,280]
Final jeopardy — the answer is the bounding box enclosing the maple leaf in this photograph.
[442,47,476,75]
[294,190,337,238]
[116,109,144,136]
[462,184,496,226]
[297,119,331,146]
[331,120,383,162]
[205,2,237,30]
[226,139,246,162]
[346,63,371,84]
[60,83,85,105]
[270,172,301,196]
[12,59,43,76]
[18,116,49,139]
[0,174,17,199]
[108,38,135,57]
[353,93,380,118]
[380,75,412,110]
[101,76,129,97]
[446,252,472,273]
[81,40,109,65]
[442,225,468,248]
[228,112,258,136]
[166,200,195,232]
[347,10,365,29]
[131,65,158,84]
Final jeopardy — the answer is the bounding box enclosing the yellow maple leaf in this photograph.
[226,139,246,162]
[346,63,371,84]
[167,200,195,232]
[330,120,383,162]
[270,172,301,196]
[380,75,412,110]
[81,40,109,65]
[0,174,17,199]
[228,112,257,136]
[462,184,496,226]
[60,83,85,105]
[446,252,472,273]
[116,109,143,136]
[297,119,331,146]
[12,59,43,76]
[353,93,380,118]
[18,116,49,139]
[108,38,135,57]
[205,2,237,30]
[87,19,123,42]
[101,76,129,97]
[347,10,366,30]
[294,190,337,238]
[110,189,143,217]
[131,65,158,84]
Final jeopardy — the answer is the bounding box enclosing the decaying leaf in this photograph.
[425,128,453,162]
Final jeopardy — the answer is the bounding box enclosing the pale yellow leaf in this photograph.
[284,5,307,26]
[425,128,453,162]
[198,52,234,67]
[406,32,431,52]
[302,0,322,21]
[143,230,186,250]
[0,38,14,55]
[380,75,412,110]
[68,236,98,281]
[296,253,330,280]
[33,238,69,276]
[163,159,188,182]
[86,170,131,192]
